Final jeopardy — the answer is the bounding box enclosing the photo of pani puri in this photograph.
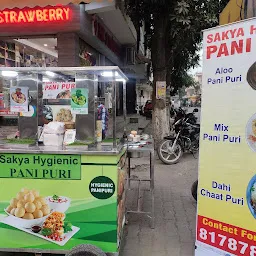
[5,188,51,223]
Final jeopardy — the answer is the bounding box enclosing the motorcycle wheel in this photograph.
[191,180,198,201]
[157,139,183,164]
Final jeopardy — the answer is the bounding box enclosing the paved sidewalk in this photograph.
[120,153,198,256]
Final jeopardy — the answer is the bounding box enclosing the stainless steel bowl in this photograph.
[130,151,142,158]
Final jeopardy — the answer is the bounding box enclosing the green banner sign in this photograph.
[0,154,81,180]
[89,176,115,199]
[0,153,118,253]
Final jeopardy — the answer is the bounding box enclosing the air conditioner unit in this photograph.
[126,47,135,65]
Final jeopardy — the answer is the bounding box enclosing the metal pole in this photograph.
[253,0,255,16]
[150,150,155,229]
[123,81,127,137]
[112,72,117,150]
[94,74,98,144]
[128,153,131,188]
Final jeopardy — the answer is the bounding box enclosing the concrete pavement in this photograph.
[120,153,198,256]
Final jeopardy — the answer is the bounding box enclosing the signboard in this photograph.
[0,111,17,116]
[0,7,71,24]
[0,93,17,116]
[156,81,166,99]
[92,15,121,56]
[71,88,88,114]
[10,87,28,113]
[0,153,118,252]
[0,154,81,180]
[195,18,256,255]
[43,82,76,100]
[63,129,76,145]
[0,5,80,38]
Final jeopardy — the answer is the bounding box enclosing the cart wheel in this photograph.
[66,244,107,256]
[191,180,198,201]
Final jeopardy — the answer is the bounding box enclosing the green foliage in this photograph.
[64,222,73,233]
[123,0,230,93]
[171,73,200,96]
[182,74,198,89]
[41,228,52,236]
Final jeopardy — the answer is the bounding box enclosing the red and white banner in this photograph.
[43,82,76,100]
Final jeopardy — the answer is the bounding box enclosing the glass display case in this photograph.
[0,67,129,255]
[0,67,128,154]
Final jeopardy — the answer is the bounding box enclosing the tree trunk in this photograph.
[151,15,170,146]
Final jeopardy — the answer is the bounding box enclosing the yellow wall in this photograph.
[220,0,256,25]
[219,0,244,25]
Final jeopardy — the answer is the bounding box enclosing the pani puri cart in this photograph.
[0,67,128,256]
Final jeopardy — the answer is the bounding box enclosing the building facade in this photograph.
[0,0,150,115]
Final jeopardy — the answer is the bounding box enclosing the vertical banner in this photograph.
[43,82,76,100]
[10,87,28,113]
[195,18,256,256]
[71,88,88,114]
[0,93,18,116]
[156,81,166,99]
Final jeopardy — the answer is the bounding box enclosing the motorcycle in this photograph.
[157,108,200,164]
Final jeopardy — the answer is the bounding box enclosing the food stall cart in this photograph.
[0,67,128,256]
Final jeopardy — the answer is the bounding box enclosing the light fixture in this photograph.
[115,78,126,82]
[1,71,18,77]
[45,71,55,77]
[44,44,48,47]
[101,71,119,77]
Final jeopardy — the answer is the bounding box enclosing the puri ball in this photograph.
[34,199,42,210]
[33,210,43,219]
[31,190,39,198]
[25,202,36,213]
[16,192,25,200]
[41,205,50,216]
[24,193,35,203]
[21,188,29,194]
[10,208,16,215]
[10,198,18,207]
[37,197,47,206]
[23,213,34,220]
[6,205,13,213]
[15,207,25,218]
[17,200,25,208]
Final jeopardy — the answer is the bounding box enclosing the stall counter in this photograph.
[0,146,127,255]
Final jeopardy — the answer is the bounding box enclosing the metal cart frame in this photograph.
[126,142,155,229]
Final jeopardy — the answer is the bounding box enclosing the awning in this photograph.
[0,0,84,9]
